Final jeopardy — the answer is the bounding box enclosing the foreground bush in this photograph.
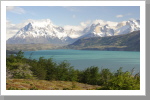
[6,51,140,90]
[98,68,140,90]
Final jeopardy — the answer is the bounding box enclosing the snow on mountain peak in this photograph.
[12,19,69,41]
[114,19,140,35]
[92,20,118,27]
[7,18,140,44]
[28,19,53,28]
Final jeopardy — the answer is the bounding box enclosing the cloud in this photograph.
[116,15,124,18]
[92,19,118,27]
[6,20,19,40]
[72,15,76,19]
[80,20,91,27]
[6,19,34,40]
[63,20,91,31]
[6,6,26,14]
[63,25,83,31]
[116,13,132,18]
[6,19,55,40]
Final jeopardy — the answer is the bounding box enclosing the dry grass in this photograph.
[6,79,101,90]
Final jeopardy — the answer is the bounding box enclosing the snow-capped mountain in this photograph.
[6,19,140,44]
[114,19,140,35]
[7,19,76,44]
[81,19,140,38]
[81,23,115,38]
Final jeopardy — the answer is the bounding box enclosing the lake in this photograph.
[24,49,140,74]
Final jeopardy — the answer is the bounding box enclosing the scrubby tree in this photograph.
[79,66,100,85]
[100,68,140,90]
[7,63,34,79]
[6,51,140,90]
[99,68,113,85]
[16,50,24,59]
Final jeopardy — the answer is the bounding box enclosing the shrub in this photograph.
[79,66,100,85]
[100,68,140,90]
[99,68,113,85]
[7,63,34,79]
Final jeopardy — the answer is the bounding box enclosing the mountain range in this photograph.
[6,19,140,45]
[65,30,140,51]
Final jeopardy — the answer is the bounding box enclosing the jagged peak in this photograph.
[7,18,140,44]
[25,19,53,28]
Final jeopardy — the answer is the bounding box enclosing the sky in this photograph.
[6,6,140,40]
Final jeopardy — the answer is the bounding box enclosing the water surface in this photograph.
[24,49,140,74]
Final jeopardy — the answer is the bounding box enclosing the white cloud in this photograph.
[63,25,82,31]
[6,20,18,40]
[80,20,91,27]
[72,15,76,19]
[63,20,91,31]
[6,6,26,14]
[116,13,132,18]
[6,19,34,40]
[116,15,124,18]
[6,19,55,40]
[92,19,118,27]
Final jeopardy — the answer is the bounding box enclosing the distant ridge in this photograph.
[65,30,140,51]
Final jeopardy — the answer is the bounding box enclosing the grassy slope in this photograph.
[6,79,101,90]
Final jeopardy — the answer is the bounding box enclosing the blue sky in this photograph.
[6,6,140,26]
[6,6,140,40]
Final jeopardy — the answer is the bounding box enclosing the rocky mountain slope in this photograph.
[65,30,140,51]
[7,19,140,45]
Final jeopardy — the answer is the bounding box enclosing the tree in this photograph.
[79,66,100,85]
[100,68,140,90]
[7,63,34,79]
[99,68,113,85]
[16,50,24,59]
[55,61,71,81]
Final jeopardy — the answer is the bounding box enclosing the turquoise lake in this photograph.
[24,49,140,74]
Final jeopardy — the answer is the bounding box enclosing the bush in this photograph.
[99,68,113,85]
[7,63,34,79]
[6,51,140,90]
[79,66,100,85]
[99,68,140,90]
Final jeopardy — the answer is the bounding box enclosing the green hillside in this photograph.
[65,30,140,51]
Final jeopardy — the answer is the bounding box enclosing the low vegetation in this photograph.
[6,79,101,90]
[6,51,140,90]
[6,43,62,51]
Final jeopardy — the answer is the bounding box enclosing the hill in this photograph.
[6,43,62,51]
[65,30,140,51]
